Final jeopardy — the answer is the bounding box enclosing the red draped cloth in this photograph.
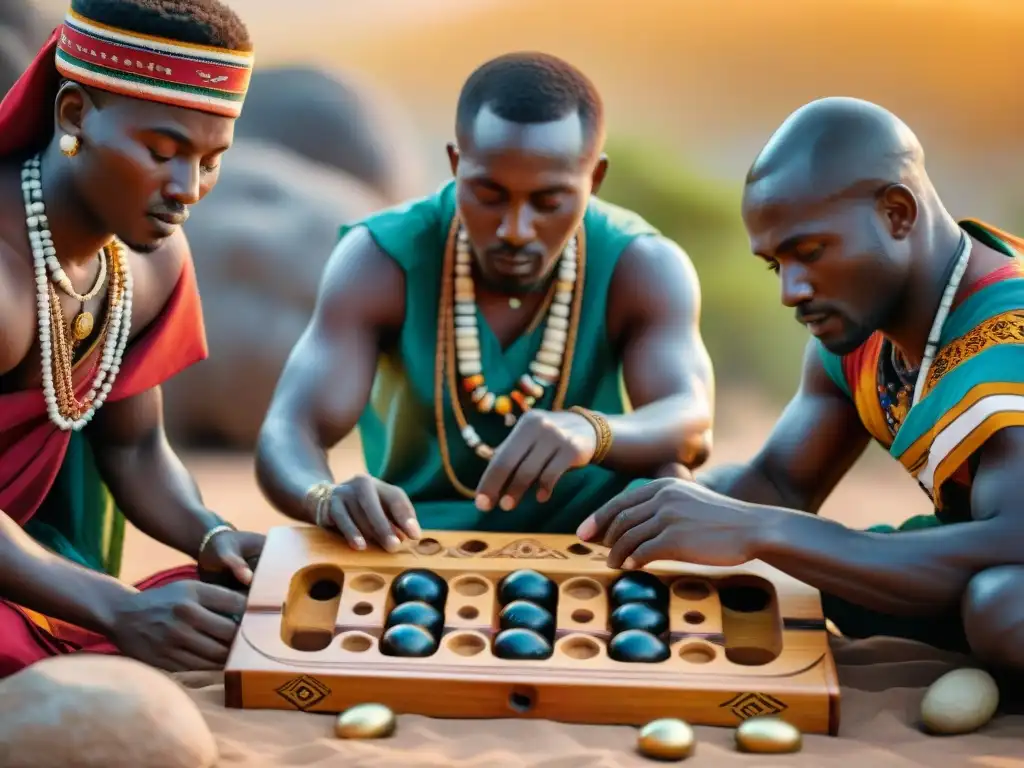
[0,31,209,677]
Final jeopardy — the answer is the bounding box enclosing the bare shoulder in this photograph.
[314,225,406,333]
[612,235,700,303]
[0,237,35,373]
[608,234,702,336]
[973,425,1024,478]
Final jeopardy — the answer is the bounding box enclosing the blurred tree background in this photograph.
[599,136,808,402]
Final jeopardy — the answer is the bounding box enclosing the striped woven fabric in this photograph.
[55,8,254,118]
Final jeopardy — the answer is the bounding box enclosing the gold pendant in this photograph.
[508,297,522,309]
[72,311,94,341]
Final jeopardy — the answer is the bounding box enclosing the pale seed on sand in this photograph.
[636,718,696,760]
[734,716,802,753]
[334,703,397,739]
[920,668,1000,735]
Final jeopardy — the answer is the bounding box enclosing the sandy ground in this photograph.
[116,393,1024,767]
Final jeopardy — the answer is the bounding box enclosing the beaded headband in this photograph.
[55,8,254,118]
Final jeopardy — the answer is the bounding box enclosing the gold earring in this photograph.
[59,134,80,157]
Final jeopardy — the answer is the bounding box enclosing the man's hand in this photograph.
[576,478,770,569]
[197,529,266,588]
[475,409,598,512]
[109,580,247,672]
[321,475,421,553]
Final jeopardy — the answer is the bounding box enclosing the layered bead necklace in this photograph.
[434,219,586,497]
[22,153,134,431]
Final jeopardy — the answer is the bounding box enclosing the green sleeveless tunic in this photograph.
[343,180,658,533]
[23,432,125,577]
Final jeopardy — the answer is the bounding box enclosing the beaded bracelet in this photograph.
[197,523,235,558]
[569,406,614,465]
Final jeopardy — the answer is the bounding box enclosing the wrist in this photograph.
[569,406,613,465]
[93,579,140,638]
[196,521,236,561]
[181,505,233,560]
[748,505,817,563]
[303,481,335,527]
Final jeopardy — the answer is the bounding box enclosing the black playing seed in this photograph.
[498,600,555,640]
[389,569,448,609]
[492,627,553,660]
[609,601,668,636]
[607,629,670,663]
[608,571,668,609]
[497,569,557,612]
[385,600,444,639]
[379,623,438,657]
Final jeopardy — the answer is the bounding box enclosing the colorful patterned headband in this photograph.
[55,8,254,118]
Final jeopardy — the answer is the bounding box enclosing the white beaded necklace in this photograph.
[452,225,580,456]
[22,153,134,431]
[911,230,972,407]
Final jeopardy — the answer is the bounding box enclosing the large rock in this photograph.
[1,1,64,97]
[0,655,217,768]
[0,26,32,98]
[0,0,48,41]
[163,139,389,448]
[234,65,427,203]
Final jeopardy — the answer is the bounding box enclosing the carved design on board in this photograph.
[480,538,570,560]
[719,692,788,720]
[275,674,331,710]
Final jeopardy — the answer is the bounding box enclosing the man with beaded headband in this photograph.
[582,98,1024,679]
[256,52,715,550]
[0,0,264,677]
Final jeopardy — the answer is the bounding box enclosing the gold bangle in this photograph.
[303,482,335,528]
[569,406,613,465]
[198,523,235,558]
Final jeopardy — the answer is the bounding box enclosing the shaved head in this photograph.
[745,97,926,213]
[741,97,961,356]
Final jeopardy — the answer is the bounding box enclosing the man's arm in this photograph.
[754,426,1024,616]
[254,227,405,525]
[0,508,135,635]
[87,386,223,560]
[698,338,871,513]
[599,235,715,474]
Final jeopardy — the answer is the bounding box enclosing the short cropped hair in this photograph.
[71,0,252,51]
[455,52,604,151]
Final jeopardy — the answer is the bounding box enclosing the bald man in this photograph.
[578,97,1024,677]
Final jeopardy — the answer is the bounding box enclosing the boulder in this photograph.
[234,65,427,203]
[163,139,389,448]
[0,26,33,98]
[0,655,217,768]
[1,1,66,97]
[0,0,49,43]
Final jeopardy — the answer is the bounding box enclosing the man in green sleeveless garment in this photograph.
[255,53,714,550]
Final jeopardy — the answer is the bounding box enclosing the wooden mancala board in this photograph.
[224,526,840,735]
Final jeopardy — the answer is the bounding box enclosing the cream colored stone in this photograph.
[0,655,217,768]
[734,716,802,753]
[637,717,696,760]
[335,703,397,739]
[920,668,1000,735]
